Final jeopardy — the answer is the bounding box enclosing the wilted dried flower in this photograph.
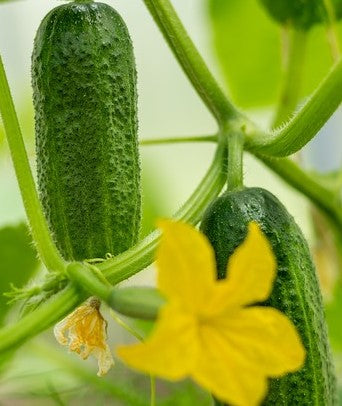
[54,297,114,376]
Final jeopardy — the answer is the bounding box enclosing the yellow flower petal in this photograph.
[224,222,276,306]
[212,307,306,376]
[193,323,267,406]
[117,304,198,380]
[157,220,217,312]
[117,219,305,405]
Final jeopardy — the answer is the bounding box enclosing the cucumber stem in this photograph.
[67,263,164,320]
[227,132,244,191]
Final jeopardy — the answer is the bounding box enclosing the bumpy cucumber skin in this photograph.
[260,0,342,30]
[32,2,141,261]
[200,188,336,405]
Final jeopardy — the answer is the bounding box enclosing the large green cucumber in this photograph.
[32,1,141,261]
[200,187,336,405]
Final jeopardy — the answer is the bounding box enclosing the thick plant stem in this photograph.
[247,58,342,156]
[0,143,226,354]
[67,263,112,303]
[0,56,65,273]
[109,287,164,320]
[273,29,308,128]
[142,0,241,126]
[227,132,243,191]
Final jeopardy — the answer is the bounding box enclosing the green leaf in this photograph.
[259,0,342,30]
[207,0,341,108]
[208,0,281,107]
[0,223,39,324]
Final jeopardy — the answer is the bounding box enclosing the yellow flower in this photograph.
[54,297,114,376]
[117,220,305,405]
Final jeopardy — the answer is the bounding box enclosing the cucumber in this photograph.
[200,187,336,405]
[260,0,342,30]
[32,1,141,261]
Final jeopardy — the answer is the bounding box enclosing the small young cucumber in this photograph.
[260,0,342,30]
[200,187,336,405]
[32,1,141,261]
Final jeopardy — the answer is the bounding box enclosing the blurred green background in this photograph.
[0,0,341,404]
